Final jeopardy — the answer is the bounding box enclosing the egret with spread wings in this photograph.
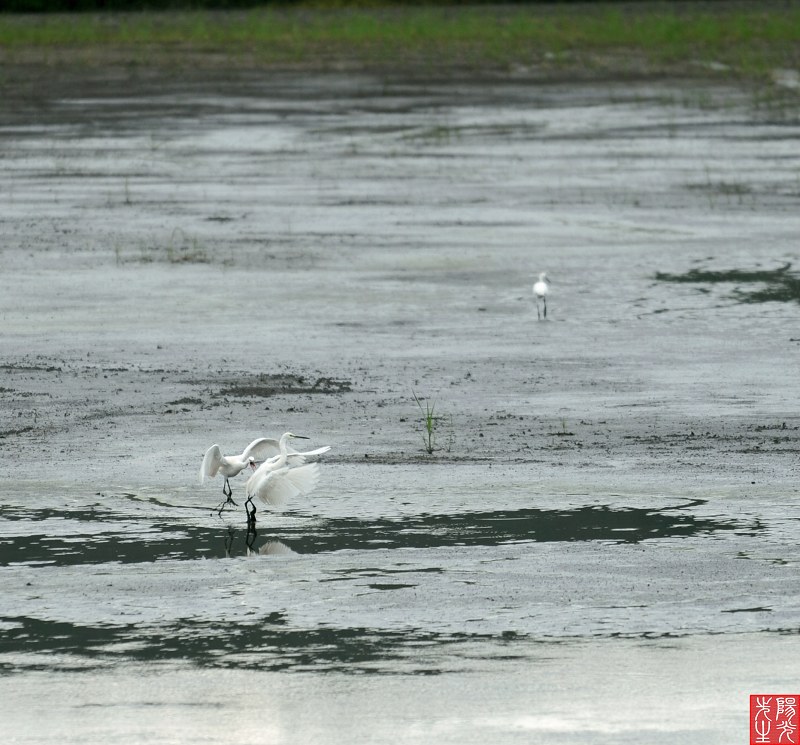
[200,437,281,510]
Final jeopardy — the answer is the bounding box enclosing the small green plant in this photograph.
[413,391,438,455]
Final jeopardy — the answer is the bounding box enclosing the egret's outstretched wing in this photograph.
[247,463,320,508]
[242,437,281,463]
[200,444,223,483]
[286,445,331,465]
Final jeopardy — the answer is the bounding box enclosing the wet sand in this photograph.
[0,67,799,742]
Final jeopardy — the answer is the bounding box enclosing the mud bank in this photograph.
[0,69,799,743]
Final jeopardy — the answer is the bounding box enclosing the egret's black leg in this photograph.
[536,300,542,321]
[216,478,238,516]
[245,496,257,530]
[216,494,237,516]
[543,297,547,319]
[223,478,237,505]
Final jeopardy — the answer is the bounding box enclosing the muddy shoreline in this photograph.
[1,65,799,742]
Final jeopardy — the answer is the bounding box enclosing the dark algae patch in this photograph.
[0,502,748,567]
[215,374,352,398]
[281,503,746,553]
[0,615,520,674]
[655,263,800,304]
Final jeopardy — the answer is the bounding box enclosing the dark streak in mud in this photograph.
[0,614,521,674]
[655,262,800,304]
[0,363,63,373]
[214,374,352,398]
[0,426,35,439]
[656,263,793,284]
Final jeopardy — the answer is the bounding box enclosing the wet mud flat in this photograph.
[1,67,800,743]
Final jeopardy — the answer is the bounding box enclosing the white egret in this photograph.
[200,437,282,509]
[533,272,551,320]
[269,431,331,468]
[201,433,330,515]
[243,432,329,526]
[245,462,321,527]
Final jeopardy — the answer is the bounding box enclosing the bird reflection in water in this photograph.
[223,525,296,558]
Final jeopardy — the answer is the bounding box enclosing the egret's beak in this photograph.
[292,435,310,440]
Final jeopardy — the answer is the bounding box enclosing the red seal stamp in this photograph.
[751,695,799,744]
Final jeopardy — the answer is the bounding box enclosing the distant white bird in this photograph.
[244,432,329,526]
[533,272,551,320]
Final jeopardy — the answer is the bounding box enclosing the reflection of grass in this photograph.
[1,5,799,78]
[655,263,800,304]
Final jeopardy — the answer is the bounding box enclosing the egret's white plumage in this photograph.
[200,437,280,486]
[200,432,330,498]
[242,432,329,525]
[200,437,283,510]
[247,432,330,477]
[533,272,551,320]
[247,462,321,508]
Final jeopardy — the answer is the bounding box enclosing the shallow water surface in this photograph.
[0,497,747,566]
[1,71,799,743]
